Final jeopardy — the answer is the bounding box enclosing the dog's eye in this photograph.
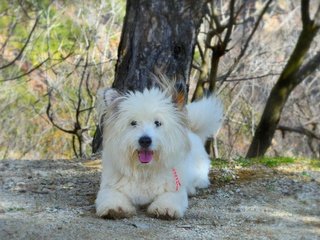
[130,120,137,127]
[154,120,162,127]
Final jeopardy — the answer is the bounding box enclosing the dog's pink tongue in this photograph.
[138,150,153,163]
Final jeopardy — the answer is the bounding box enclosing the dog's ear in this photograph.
[172,82,188,110]
[96,88,121,116]
[97,88,120,106]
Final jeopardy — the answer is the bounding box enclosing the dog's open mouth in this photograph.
[138,150,153,163]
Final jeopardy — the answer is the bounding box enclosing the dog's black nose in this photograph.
[139,136,152,148]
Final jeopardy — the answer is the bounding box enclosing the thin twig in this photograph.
[0,15,40,70]
[221,0,273,83]
[0,20,17,54]
[219,72,280,82]
[1,57,50,81]
[46,88,75,135]
[277,125,320,140]
[295,51,320,84]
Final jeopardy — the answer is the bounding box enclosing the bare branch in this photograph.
[222,0,235,48]
[75,50,90,131]
[0,15,40,70]
[277,125,320,140]
[221,0,273,83]
[0,57,50,81]
[221,72,280,82]
[46,89,75,135]
[84,72,94,125]
[239,0,273,59]
[301,0,311,25]
[196,41,205,63]
[72,135,79,158]
[192,63,202,72]
[313,3,320,27]
[246,0,320,158]
[295,51,320,84]
[0,20,17,54]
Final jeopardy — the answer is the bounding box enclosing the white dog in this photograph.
[95,85,223,219]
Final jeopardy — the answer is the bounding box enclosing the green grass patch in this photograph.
[236,157,252,167]
[7,207,25,212]
[259,156,295,167]
[212,156,297,168]
[236,156,296,168]
[310,159,320,169]
[211,158,230,168]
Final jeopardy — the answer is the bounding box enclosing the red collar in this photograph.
[172,168,181,191]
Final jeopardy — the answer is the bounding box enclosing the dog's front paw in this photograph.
[147,201,184,220]
[97,205,136,219]
[147,191,187,220]
[96,188,136,219]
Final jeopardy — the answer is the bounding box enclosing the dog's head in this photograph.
[97,87,190,172]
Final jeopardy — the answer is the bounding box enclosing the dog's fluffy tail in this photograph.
[186,95,223,143]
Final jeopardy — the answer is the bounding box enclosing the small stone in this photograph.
[131,222,150,229]
[41,188,51,193]
[281,189,290,195]
[36,171,48,177]
[177,224,192,229]
[14,182,27,193]
[46,207,59,213]
[66,182,74,188]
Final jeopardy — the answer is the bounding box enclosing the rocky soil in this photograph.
[0,158,319,240]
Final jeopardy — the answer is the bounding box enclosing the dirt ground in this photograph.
[0,158,319,240]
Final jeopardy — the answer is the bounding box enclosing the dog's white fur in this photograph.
[95,87,223,219]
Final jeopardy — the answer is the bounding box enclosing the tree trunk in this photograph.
[92,0,208,153]
[246,1,320,158]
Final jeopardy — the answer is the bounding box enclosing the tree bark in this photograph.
[246,1,320,158]
[92,0,208,153]
[113,0,207,91]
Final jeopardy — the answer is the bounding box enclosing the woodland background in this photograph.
[0,0,319,161]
